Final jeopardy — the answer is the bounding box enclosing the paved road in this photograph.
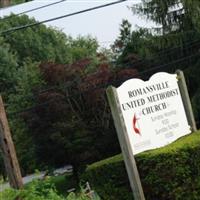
[0,165,73,192]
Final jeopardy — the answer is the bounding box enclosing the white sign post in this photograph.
[106,71,194,199]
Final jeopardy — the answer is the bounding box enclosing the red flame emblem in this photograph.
[133,114,141,135]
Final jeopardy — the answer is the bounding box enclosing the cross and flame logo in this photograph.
[133,113,141,135]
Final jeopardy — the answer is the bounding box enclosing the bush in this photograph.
[0,177,101,200]
[81,132,200,200]
[1,178,65,200]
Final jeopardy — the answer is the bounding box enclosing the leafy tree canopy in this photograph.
[0,14,102,176]
[113,0,200,126]
[131,0,200,33]
[113,0,200,70]
[0,14,99,65]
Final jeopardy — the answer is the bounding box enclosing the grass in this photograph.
[2,132,200,199]
[38,173,77,196]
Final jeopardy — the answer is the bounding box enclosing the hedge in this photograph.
[81,131,200,200]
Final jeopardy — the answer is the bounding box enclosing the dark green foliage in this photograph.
[0,37,18,97]
[0,14,72,64]
[81,154,132,200]
[23,60,122,174]
[0,176,100,200]
[0,14,99,65]
[131,0,200,33]
[113,0,200,125]
[120,0,200,76]
[114,0,200,68]
[0,14,102,176]
[12,56,138,177]
[112,19,132,57]
[1,178,65,200]
[7,60,44,174]
[81,132,200,200]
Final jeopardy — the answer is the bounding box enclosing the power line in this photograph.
[0,0,67,21]
[0,0,127,35]
[1,29,199,112]
[7,98,58,117]
[8,37,200,101]
[7,50,200,117]
[36,37,200,94]
[113,38,200,67]
[136,51,199,76]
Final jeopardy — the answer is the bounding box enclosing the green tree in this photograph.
[0,37,18,97]
[0,15,72,64]
[114,0,200,124]
[117,2,200,72]
[0,14,103,176]
[68,36,99,63]
[131,0,200,33]
[7,60,44,173]
[132,1,200,92]
[112,19,132,56]
[0,15,100,66]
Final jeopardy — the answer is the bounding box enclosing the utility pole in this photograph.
[0,0,11,7]
[0,95,23,189]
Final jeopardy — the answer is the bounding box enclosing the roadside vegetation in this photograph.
[82,132,200,200]
[1,0,200,199]
[1,176,100,200]
[2,131,200,199]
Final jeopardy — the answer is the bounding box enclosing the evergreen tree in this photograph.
[131,1,200,98]
[112,19,132,56]
[131,0,200,33]
[114,0,200,125]
[0,37,18,97]
[113,0,200,73]
[0,14,102,176]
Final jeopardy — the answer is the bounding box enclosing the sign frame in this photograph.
[106,86,145,200]
[106,70,196,199]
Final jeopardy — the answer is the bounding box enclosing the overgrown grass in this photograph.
[49,173,77,195]
[81,132,200,200]
[2,132,200,199]
[0,175,100,200]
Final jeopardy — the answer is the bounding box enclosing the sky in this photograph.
[0,0,155,48]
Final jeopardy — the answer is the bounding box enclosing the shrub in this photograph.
[81,132,200,200]
[1,178,65,200]
[0,177,101,200]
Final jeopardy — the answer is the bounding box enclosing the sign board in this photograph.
[116,72,191,155]
[107,71,195,200]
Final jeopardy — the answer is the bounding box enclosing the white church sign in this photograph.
[117,72,191,155]
[106,71,196,200]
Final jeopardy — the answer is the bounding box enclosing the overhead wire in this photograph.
[1,0,199,116]
[0,0,196,104]
[1,32,199,111]
[0,0,67,21]
[112,38,200,67]
[0,0,127,35]
[34,37,200,95]
[4,36,200,108]
[7,50,200,117]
